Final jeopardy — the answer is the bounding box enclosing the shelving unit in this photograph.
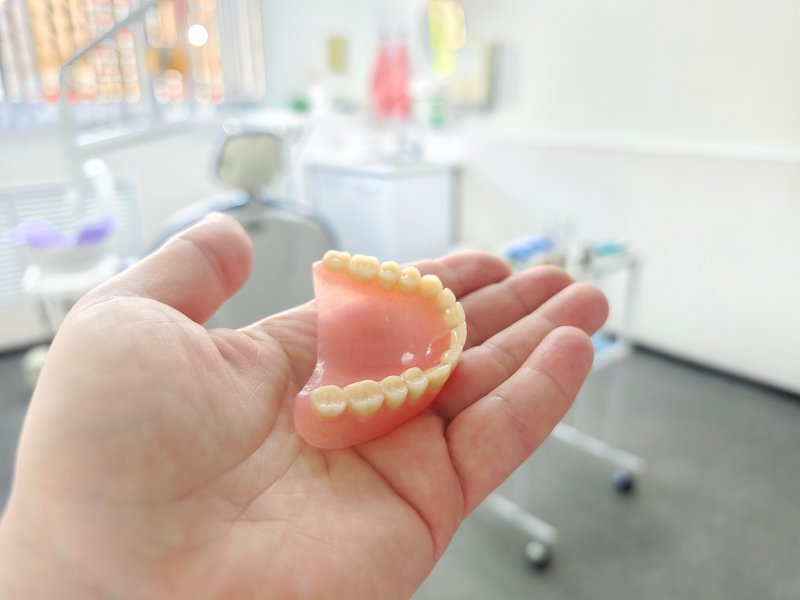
[485,249,645,569]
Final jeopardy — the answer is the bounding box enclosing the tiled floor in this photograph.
[1,348,799,599]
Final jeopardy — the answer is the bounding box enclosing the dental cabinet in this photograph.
[305,162,458,263]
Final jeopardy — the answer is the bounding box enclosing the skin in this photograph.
[0,214,608,599]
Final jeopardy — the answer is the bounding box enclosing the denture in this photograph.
[293,251,467,448]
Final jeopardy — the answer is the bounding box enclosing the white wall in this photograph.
[462,0,800,151]
[453,0,800,392]
[260,0,429,108]
[458,137,800,393]
[261,0,381,107]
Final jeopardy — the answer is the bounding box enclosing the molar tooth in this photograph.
[441,346,462,367]
[425,363,452,390]
[444,302,466,328]
[420,274,444,298]
[322,250,351,272]
[380,375,408,409]
[378,261,401,290]
[344,380,384,417]
[399,266,422,294]
[436,288,456,310]
[401,367,428,402]
[310,385,347,419]
[348,254,380,282]
[452,322,467,346]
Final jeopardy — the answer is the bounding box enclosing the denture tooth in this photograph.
[440,346,462,367]
[425,363,452,390]
[420,274,444,298]
[344,380,384,417]
[310,385,347,419]
[380,375,408,409]
[444,302,465,328]
[399,266,422,294]
[322,250,351,272]
[452,322,467,346]
[401,367,429,402]
[436,288,456,310]
[378,261,401,290]
[348,254,380,282]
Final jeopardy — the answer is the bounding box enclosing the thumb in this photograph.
[86,213,253,324]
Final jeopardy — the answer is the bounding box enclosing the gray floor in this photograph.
[1,349,799,599]
[0,350,29,505]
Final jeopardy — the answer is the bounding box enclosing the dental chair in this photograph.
[152,131,335,329]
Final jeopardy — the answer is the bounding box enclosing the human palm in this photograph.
[0,215,607,599]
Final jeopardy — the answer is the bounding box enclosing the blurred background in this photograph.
[0,1,798,598]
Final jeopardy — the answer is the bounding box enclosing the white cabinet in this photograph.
[305,162,457,263]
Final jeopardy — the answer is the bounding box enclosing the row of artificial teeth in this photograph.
[322,250,465,327]
[311,320,467,420]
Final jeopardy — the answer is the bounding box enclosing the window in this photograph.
[0,0,265,128]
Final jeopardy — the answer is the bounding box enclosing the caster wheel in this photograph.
[525,541,552,570]
[613,469,636,494]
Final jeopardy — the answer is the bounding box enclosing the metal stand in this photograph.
[485,251,644,569]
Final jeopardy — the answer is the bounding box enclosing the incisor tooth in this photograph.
[420,274,444,298]
[444,302,465,328]
[436,288,456,310]
[399,266,422,294]
[322,250,351,272]
[380,375,408,409]
[310,385,347,418]
[348,254,380,282]
[378,261,401,290]
[344,380,384,417]
[452,322,467,346]
[401,367,428,401]
[426,363,451,390]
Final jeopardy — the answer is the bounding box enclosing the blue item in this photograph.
[506,235,554,262]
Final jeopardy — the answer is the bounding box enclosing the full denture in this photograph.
[293,251,467,448]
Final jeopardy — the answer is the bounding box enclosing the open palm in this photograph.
[0,215,607,599]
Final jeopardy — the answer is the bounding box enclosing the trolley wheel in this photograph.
[525,541,553,570]
[612,469,636,494]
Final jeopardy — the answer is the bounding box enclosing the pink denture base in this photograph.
[293,262,453,448]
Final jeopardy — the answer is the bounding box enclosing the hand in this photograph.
[0,214,607,599]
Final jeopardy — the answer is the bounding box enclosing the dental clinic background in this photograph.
[0,1,798,598]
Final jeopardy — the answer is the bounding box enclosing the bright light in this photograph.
[187,24,209,47]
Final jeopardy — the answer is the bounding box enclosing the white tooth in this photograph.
[322,250,351,272]
[399,266,422,294]
[378,261,401,290]
[420,274,444,298]
[436,288,456,310]
[441,346,462,367]
[348,254,380,282]
[310,385,347,418]
[380,375,408,409]
[444,302,465,328]
[452,322,467,346]
[401,367,428,402]
[425,363,452,390]
[344,380,384,417]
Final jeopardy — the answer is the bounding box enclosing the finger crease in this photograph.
[480,340,522,379]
